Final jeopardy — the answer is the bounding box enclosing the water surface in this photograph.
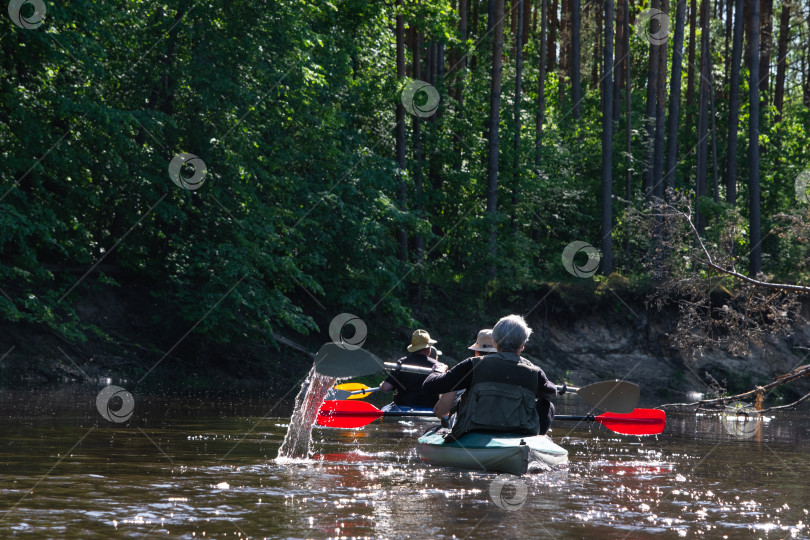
[1,386,809,538]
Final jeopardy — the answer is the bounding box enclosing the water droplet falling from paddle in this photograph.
[277,366,336,459]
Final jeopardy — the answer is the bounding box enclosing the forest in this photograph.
[2,0,810,385]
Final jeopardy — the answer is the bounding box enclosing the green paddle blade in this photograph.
[574,380,640,414]
[314,343,386,378]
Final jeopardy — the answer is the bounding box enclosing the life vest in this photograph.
[449,353,541,440]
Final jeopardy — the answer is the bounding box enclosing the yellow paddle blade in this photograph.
[334,382,371,392]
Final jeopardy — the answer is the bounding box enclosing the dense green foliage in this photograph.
[1,0,809,357]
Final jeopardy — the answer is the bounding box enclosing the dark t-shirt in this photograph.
[382,353,440,408]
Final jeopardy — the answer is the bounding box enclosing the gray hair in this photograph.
[492,314,533,353]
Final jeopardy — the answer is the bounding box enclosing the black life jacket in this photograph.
[449,352,541,440]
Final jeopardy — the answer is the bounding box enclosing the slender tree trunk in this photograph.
[523,0,532,46]
[395,0,408,261]
[601,0,615,275]
[665,0,687,196]
[686,0,698,112]
[613,0,624,127]
[774,0,791,120]
[726,0,744,205]
[642,0,661,198]
[472,0,480,69]
[624,0,632,205]
[710,63,720,203]
[512,0,524,231]
[725,0,733,87]
[593,2,603,87]
[536,0,548,168]
[571,0,581,119]
[749,0,762,275]
[486,0,505,277]
[805,11,810,108]
[759,0,773,106]
[548,0,558,71]
[560,0,571,107]
[652,0,669,200]
[624,0,632,260]
[695,0,711,231]
[458,0,468,105]
[412,31,424,257]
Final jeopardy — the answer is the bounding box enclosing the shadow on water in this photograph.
[1,386,809,538]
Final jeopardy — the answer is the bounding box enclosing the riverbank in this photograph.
[2,278,809,403]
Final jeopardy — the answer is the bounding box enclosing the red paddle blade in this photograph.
[594,409,666,435]
[316,400,384,428]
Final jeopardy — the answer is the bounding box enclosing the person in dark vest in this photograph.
[423,315,557,439]
[432,328,497,420]
[379,329,444,408]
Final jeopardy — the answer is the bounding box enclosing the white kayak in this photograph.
[416,426,568,475]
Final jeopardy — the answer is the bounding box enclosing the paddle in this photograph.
[314,344,639,413]
[316,400,666,435]
[333,383,381,399]
[334,377,638,414]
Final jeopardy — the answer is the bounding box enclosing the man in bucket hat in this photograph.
[379,329,444,408]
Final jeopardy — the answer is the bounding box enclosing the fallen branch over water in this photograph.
[660,364,810,412]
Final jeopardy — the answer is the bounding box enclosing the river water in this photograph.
[1,385,809,539]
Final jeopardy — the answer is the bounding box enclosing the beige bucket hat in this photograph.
[407,329,437,352]
[468,328,497,353]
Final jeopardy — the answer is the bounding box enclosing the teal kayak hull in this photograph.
[416,427,568,475]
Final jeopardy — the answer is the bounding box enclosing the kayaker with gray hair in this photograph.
[423,314,557,440]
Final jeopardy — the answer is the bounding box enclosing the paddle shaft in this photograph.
[383,363,571,394]
[320,411,660,423]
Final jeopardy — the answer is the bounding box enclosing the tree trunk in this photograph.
[395,0,408,261]
[642,0,661,199]
[695,0,711,231]
[593,1,603,87]
[725,0,733,87]
[458,0,468,106]
[665,0,687,195]
[773,0,791,120]
[805,10,810,108]
[412,30,424,258]
[726,0,744,206]
[486,0,505,277]
[685,0,698,112]
[624,0,632,206]
[749,0,762,275]
[523,0,532,46]
[560,0,571,107]
[710,63,720,203]
[571,0,581,119]
[512,0,524,231]
[472,0,480,69]
[652,0,669,200]
[601,0,615,275]
[548,0,558,71]
[758,0,773,106]
[613,0,624,126]
[536,0,548,168]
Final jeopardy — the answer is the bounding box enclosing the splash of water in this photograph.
[277,365,336,459]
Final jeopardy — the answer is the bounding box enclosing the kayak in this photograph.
[416,426,568,475]
[380,403,434,416]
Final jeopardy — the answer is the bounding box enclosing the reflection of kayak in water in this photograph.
[588,460,672,476]
[416,426,569,475]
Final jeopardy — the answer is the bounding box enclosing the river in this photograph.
[1,385,809,538]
